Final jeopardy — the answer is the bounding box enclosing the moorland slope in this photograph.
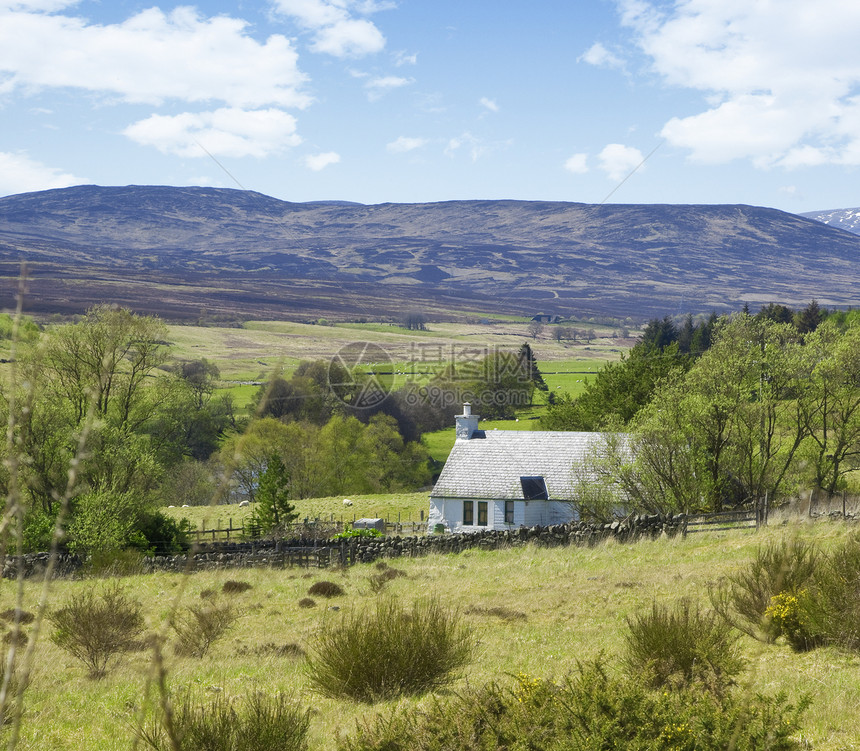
[2,185,859,320]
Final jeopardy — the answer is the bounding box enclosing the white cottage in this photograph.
[428,404,613,533]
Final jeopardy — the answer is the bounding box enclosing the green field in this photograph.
[164,491,431,531]
[162,320,627,412]
[3,520,858,750]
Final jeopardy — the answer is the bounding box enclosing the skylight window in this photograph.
[520,476,548,500]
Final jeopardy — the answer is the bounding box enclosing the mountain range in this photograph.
[2,185,860,322]
[801,207,860,235]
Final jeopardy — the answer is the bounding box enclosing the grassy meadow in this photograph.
[4,519,860,750]
[164,491,431,532]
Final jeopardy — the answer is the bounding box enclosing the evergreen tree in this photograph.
[253,454,298,533]
[795,299,824,335]
[517,342,548,391]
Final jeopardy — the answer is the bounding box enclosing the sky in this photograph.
[2,0,860,213]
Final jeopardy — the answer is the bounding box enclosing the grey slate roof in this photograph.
[430,430,612,501]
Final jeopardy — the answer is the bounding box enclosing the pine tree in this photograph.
[253,454,297,533]
[517,342,548,391]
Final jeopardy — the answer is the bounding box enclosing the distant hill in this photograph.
[800,207,860,235]
[1,185,860,322]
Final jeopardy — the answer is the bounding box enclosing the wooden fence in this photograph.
[188,517,427,544]
[682,498,768,536]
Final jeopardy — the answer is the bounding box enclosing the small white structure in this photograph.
[353,518,385,532]
[428,404,616,533]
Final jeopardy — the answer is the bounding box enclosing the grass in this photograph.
[163,491,432,531]
[4,520,860,749]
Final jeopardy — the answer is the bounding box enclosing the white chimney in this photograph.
[455,402,480,439]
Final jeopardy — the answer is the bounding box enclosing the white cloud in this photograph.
[387,136,427,153]
[479,96,499,113]
[598,143,644,181]
[578,42,624,69]
[394,50,417,66]
[0,1,77,10]
[123,108,301,158]
[0,6,309,108]
[564,153,589,174]
[365,74,412,100]
[445,132,486,162]
[312,18,384,56]
[618,0,860,168]
[0,151,81,196]
[305,151,341,170]
[274,0,386,57]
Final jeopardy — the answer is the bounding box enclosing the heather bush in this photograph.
[222,579,253,595]
[624,599,744,692]
[368,566,406,593]
[307,580,344,598]
[137,691,310,751]
[49,582,145,678]
[306,596,472,702]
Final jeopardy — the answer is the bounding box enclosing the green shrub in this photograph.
[49,582,145,679]
[624,599,744,692]
[172,599,239,658]
[338,660,809,751]
[306,596,472,702]
[21,510,55,553]
[331,527,383,541]
[85,548,146,577]
[712,537,818,641]
[137,691,310,751]
[68,494,190,557]
[799,532,860,651]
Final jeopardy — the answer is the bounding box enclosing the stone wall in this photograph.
[1,514,686,579]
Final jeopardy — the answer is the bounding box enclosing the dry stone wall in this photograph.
[1,515,686,579]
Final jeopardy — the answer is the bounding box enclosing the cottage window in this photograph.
[463,501,474,525]
[504,500,515,524]
[478,501,488,526]
[520,476,549,501]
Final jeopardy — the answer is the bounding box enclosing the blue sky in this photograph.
[2,0,860,212]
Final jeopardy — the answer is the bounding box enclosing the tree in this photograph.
[797,320,860,493]
[620,316,810,511]
[39,305,169,427]
[253,454,298,533]
[541,342,692,431]
[517,342,548,392]
[639,316,678,351]
[403,312,427,331]
[795,300,825,335]
[432,349,535,420]
[177,358,220,410]
[527,321,543,340]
